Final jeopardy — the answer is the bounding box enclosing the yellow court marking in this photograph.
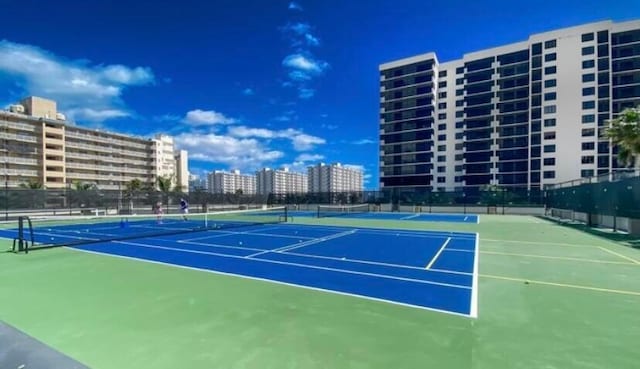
[481,274,640,297]
[597,246,640,265]
[480,250,637,266]
[481,239,594,248]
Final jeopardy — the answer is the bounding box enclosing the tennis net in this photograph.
[16,206,287,251]
[317,204,370,218]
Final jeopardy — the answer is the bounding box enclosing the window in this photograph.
[438,113,447,120]
[544,52,557,61]
[544,118,556,127]
[582,60,595,69]
[437,166,446,173]
[455,121,464,129]
[581,169,594,178]
[544,92,557,101]
[598,44,609,57]
[582,46,595,55]
[544,132,556,140]
[438,92,447,99]
[544,66,557,75]
[581,156,595,164]
[438,102,447,109]
[456,89,464,96]
[437,177,446,183]
[532,120,541,132]
[532,69,542,81]
[437,145,446,151]
[456,78,464,85]
[543,171,556,179]
[545,40,557,49]
[544,79,557,88]
[532,43,542,55]
[532,82,542,94]
[582,73,595,83]
[438,134,446,140]
[437,155,446,162]
[582,87,595,96]
[456,100,464,107]
[456,111,464,118]
[582,115,595,123]
[455,132,464,139]
[597,30,609,44]
[582,142,595,150]
[532,55,542,68]
[544,144,556,153]
[438,81,447,88]
[543,158,556,165]
[438,123,446,130]
[455,143,464,150]
[582,128,595,137]
[544,105,556,114]
[438,70,447,78]
[582,101,596,109]
[456,67,464,74]
[582,33,594,42]
[455,154,463,160]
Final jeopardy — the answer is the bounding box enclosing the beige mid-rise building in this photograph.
[0,96,188,190]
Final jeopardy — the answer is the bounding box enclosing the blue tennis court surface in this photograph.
[290,210,479,223]
[2,222,479,317]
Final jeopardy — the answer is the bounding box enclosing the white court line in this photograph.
[31,231,99,241]
[482,239,596,248]
[400,214,420,220]
[443,248,474,253]
[470,233,480,318]
[154,238,265,253]
[111,240,470,290]
[245,230,357,258]
[180,226,283,242]
[425,237,452,269]
[70,247,473,318]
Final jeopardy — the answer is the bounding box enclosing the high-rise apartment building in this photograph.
[188,173,208,192]
[208,170,256,194]
[255,168,307,195]
[175,150,189,192]
[379,20,640,194]
[308,163,364,193]
[0,96,188,190]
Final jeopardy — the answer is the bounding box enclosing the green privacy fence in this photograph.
[545,170,640,220]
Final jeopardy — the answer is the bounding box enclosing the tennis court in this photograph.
[0,210,479,316]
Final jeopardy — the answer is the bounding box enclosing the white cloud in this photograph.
[65,108,129,122]
[227,125,325,151]
[0,40,154,123]
[288,70,311,81]
[321,123,338,130]
[291,132,325,150]
[296,153,324,162]
[298,88,315,99]
[352,138,376,145]
[242,88,254,96]
[153,114,181,122]
[182,109,236,126]
[288,2,303,11]
[305,34,320,46]
[174,132,283,171]
[282,54,329,74]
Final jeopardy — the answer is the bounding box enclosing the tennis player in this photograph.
[180,198,189,220]
[155,201,164,224]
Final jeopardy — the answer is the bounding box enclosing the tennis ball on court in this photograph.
[239,241,243,245]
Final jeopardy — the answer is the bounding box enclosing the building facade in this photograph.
[1,96,187,190]
[379,20,640,193]
[308,163,364,193]
[175,150,189,192]
[255,168,307,195]
[208,170,256,194]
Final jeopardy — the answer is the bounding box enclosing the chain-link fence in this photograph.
[0,186,547,220]
[545,170,640,222]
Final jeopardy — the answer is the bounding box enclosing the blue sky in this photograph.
[0,0,636,189]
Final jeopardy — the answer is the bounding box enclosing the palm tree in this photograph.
[605,106,640,167]
[19,179,43,189]
[156,175,174,212]
[72,181,97,191]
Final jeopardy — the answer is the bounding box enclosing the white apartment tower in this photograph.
[255,168,307,195]
[379,20,640,194]
[308,163,364,193]
[208,170,256,194]
[175,150,189,192]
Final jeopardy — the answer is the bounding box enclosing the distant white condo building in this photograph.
[256,168,308,195]
[208,170,256,194]
[308,163,364,193]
